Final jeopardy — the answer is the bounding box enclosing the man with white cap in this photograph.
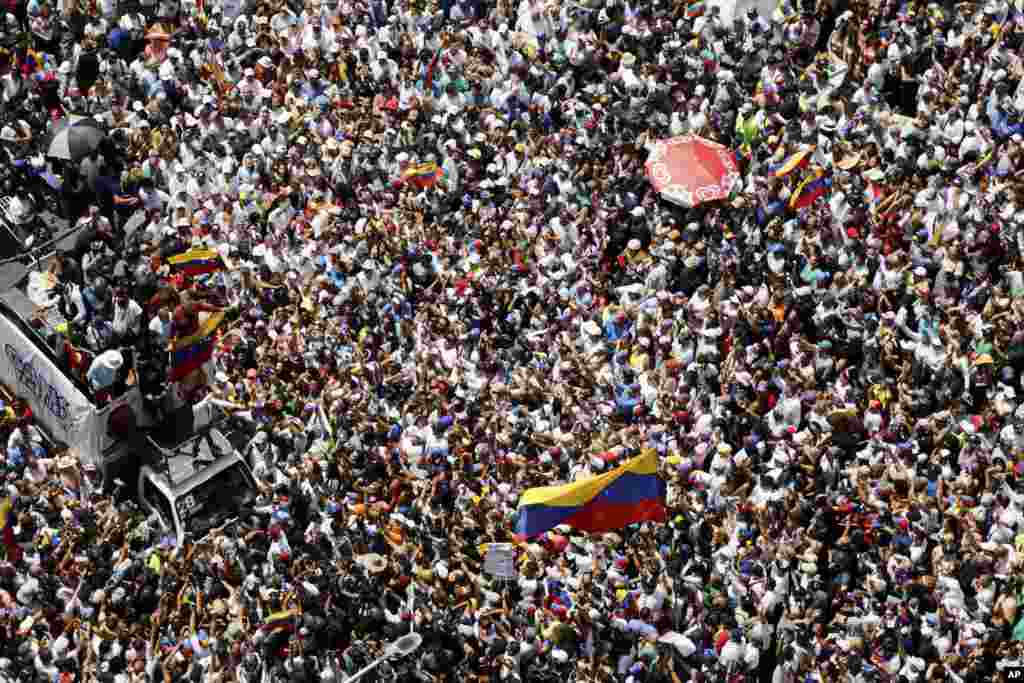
[86,349,125,394]
[111,288,144,345]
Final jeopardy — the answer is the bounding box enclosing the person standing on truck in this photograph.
[111,288,144,347]
[162,301,225,408]
[82,240,115,282]
[84,317,116,352]
[171,301,224,340]
[86,349,124,397]
[73,205,114,252]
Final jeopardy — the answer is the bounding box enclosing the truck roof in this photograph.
[147,424,252,492]
[167,450,247,494]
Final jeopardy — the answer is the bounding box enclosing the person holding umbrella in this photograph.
[46,115,106,162]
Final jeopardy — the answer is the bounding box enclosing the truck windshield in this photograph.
[175,464,255,536]
[143,477,174,528]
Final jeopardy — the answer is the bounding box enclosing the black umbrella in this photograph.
[46,115,106,161]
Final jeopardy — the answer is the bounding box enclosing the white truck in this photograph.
[138,414,258,546]
[0,285,258,544]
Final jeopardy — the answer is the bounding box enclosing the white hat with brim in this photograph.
[94,350,124,372]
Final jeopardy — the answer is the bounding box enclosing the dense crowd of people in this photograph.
[2,0,1024,680]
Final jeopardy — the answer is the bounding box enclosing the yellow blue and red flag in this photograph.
[402,162,445,189]
[262,609,300,634]
[789,168,831,210]
[167,248,226,277]
[769,147,813,177]
[170,312,225,381]
[515,450,665,538]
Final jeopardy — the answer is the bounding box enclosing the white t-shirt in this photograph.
[112,299,143,336]
[149,315,172,344]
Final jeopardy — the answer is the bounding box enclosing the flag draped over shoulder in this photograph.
[515,450,665,538]
[167,248,226,277]
[170,312,225,381]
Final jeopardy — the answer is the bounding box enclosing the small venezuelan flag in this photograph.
[262,610,300,632]
[0,498,18,562]
[167,248,226,277]
[769,147,813,178]
[790,169,831,210]
[402,162,445,189]
[0,498,12,530]
[515,450,666,538]
[170,312,225,381]
[22,49,46,76]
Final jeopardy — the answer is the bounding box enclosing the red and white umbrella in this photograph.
[645,135,741,208]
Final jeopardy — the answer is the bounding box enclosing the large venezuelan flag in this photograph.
[167,249,226,277]
[515,450,666,538]
[170,312,225,381]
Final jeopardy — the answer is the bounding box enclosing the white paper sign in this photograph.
[484,543,516,578]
